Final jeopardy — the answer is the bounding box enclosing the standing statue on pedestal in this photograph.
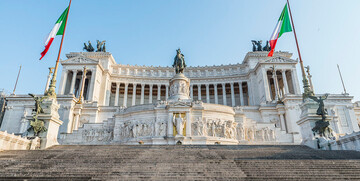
[28,94,48,136]
[309,93,333,138]
[173,114,186,136]
[173,49,186,74]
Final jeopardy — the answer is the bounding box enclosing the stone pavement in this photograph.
[0,145,360,180]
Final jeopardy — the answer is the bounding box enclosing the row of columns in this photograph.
[190,82,247,106]
[110,81,249,107]
[264,68,299,102]
[59,69,95,101]
[112,83,169,107]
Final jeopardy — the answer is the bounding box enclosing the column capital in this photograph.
[124,82,129,86]
[221,83,226,86]
[116,82,120,86]
[133,83,137,86]
[213,83,218,86]
[205,83,209,87]
[141,83,145,87]
[157,84,161,87]
[230,82,234,86]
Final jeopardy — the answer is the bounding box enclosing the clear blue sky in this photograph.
[0,0,359,101]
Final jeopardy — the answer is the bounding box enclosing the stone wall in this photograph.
[318,131,360,151]
[0,131,40,150]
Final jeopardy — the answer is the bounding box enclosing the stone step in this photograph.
[0,145,360,180]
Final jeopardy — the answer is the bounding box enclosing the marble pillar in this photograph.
[114,82,120,106]
[123,83,128,107]
[132,83,137,106]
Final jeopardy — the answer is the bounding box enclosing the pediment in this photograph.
[264,57,297,63]
[61,55,98,65]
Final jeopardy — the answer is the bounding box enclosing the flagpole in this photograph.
[286,0,313,97]
[337,64,347,95]
[45,0,72,98]
[12,65,22,95]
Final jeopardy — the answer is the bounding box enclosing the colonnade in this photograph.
[59,69,95,101]
[265,69,299,101]
[108,81,250,107]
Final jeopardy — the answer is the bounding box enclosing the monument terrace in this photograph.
[1,48,359,146]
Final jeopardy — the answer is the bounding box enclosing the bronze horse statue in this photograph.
[173,49,186,74]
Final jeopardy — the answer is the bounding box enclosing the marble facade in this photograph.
[1,51,359,145]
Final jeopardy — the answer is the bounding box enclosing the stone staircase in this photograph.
[0,145,360,180]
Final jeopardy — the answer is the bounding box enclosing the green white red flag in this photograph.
[268,4,292,57]
[40,7,69,60]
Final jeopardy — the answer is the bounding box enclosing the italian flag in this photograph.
[40,7,69,60]
[268,4,292,57]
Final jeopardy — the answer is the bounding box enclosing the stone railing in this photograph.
[318,131,360,151]
[0,131,40,151]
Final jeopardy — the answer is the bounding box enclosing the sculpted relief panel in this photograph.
[117,118,166,140]
[82,128,114,142]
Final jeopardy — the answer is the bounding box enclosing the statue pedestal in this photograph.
[38,98,63,149]
[296,99,332,149]
[168,73,191,102]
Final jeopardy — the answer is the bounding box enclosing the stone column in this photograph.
[239,82,244,106]
[132,83,137,106]
[140,84,145,104]
[222,83,227,105]
[123,83,129,107]
[114,82,120,106]
[205,84,210,103]
[190,85,193,99]
[59,69,68,95]
[73,114,80,131]
[167,112,173,137]
[157,84,161,100]
[230,82,235,107]
[291,69,301,94]
[262,68,272,101]
[69,70,77,95]
[197,84,202,100]
[282,69,289,94]
[149,84,153,104]
[279,114,286,131]
[272,70,279,101]
[214,84,218,104]
[186,112,191,137]
[78,70,84,97]
[88,69,96,101]
[165,85,169,100]
[105,81,111,106]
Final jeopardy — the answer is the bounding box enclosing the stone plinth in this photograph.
[168,73,190,101]
[38,99,63,149]
[296,99,332,149]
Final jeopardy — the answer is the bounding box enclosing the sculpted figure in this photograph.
[159,122,166,136]
[309,93,334,138]
[202,118,207,136]
[173,114,186,136]
[83,41,95,52]
[172,49,186,74]
[251,40,263,51]
[263,41,271,51]
[96,40,106,52]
